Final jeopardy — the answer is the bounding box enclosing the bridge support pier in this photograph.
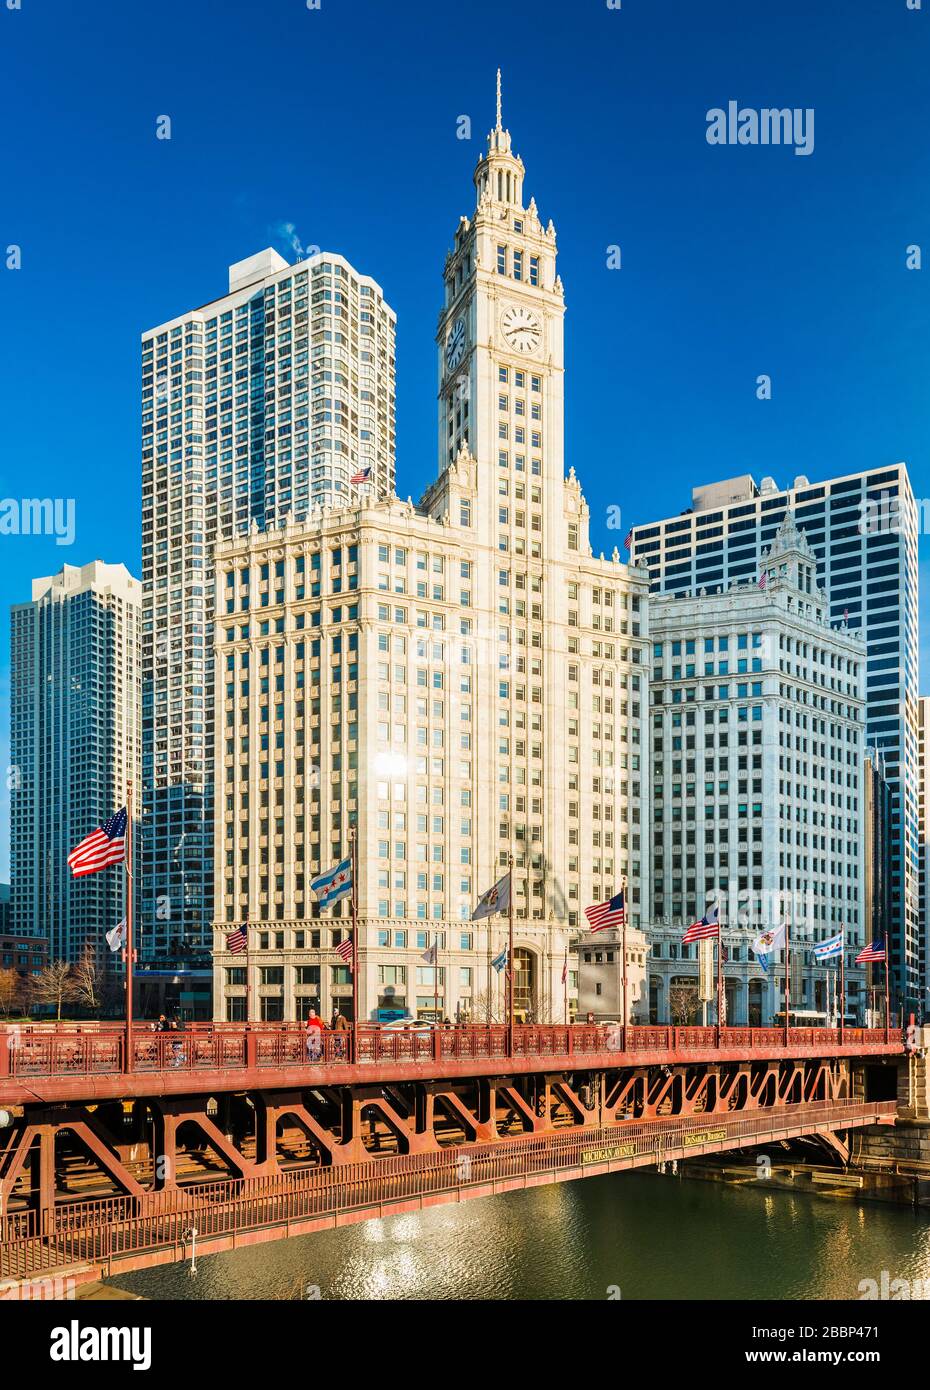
[249,1091,358,1168]
[414,1082,495,1144]
[33,1127,55,1233]
[348,1086,437,1156]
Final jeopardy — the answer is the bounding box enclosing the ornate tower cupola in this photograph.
[473,70,525,209]
[762,512,819,600]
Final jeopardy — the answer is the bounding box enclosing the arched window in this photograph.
[512,947,537,1019]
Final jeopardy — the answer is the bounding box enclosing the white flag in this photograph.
[421,943,437,965]
[751,924,786,957]
[106,918,127,953]
[472,872,511,921]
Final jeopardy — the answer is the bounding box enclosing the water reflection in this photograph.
[110,1172,930,1301]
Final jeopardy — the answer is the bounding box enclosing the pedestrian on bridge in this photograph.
[306,1008,325,1061]
[330,1011,350,1061]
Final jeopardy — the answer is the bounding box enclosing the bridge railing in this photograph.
[0,1096,899,1279]
[0,1021,897,1081]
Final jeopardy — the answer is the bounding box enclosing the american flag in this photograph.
[585,888,626,932]
[623,529,633,551]
[350,466,372,485]
[226,926,248,954]
[561,954,568,985]
[758,572,767,590]
[683,902,720,944]
[843,607,849,622]
[855,939,886,964]
[335,934,354,963]
[68,808,127,878]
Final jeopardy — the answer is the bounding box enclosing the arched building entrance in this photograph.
[512,947,537,1021]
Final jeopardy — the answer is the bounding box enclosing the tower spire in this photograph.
[473,68,524,208]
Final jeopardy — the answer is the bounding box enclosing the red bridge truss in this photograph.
[0,1023,902,1286]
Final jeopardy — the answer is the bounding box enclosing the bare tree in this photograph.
[71,945,100,1014]
[669,983,701,1026]
[0,967,21,1017]
[30,961,79,1021]
[469,988,504,1024]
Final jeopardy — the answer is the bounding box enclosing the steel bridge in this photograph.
[0,1022,902,1286]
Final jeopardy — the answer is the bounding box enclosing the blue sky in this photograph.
[1,0,929,878]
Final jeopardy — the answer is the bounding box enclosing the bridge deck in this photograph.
[0,1023,899,1105]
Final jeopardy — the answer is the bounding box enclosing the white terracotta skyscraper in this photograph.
[212,77,650,1023]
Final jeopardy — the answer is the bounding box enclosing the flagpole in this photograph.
[883,932,890,1042]
[433,929,439,1022]
[621,874,628,1035]
[839,928,845,1043]
[125,783,134,1074]
[507,853,515,1058]
[563,952,568,1026]
[784,917,791,1046]
[716,904,723,1045]
[350,827,359,1060]
[244,912,251,1025]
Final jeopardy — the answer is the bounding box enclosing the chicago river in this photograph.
[110,1173,930,1301]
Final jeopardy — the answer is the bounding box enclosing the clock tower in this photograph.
[436,72,566,552]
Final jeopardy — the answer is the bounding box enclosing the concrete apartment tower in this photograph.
[141,248,396,961]
[10,561,141,963]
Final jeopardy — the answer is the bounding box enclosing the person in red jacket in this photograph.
[305,1006,325,1060]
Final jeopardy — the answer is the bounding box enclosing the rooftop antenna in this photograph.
[496,68,502,130]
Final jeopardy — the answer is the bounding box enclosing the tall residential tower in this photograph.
[10,561,141,961]
[141,249,396,957]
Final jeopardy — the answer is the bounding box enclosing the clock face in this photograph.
[501,304,542,354]
[445,317,466,371]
